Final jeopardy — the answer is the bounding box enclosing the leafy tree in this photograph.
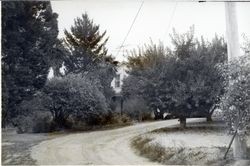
[242,34,250,56]
[219,54,250,159]
[166,30,227,124]
[2,78,9,128]
[123,28,227,127]
[2,1,61,124]
[123,43,171,119]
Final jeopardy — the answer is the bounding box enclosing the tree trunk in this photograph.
[233,132,247,159]
[206,115,212,122]
[54,114,67,129]
[120,98,123,116]
[179,117,186,128]
[138,111,142,122]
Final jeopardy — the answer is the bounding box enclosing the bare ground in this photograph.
[31,118,203,165]
[2,129,45,165]
[1,129,65,165]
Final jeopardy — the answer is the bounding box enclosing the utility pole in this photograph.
[225,2,247,159]
[225,2,240,61]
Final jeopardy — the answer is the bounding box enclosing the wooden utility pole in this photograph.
[225,2,247,159]
[225,2,240,61]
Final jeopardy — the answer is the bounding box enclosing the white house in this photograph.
[111,63,128,94]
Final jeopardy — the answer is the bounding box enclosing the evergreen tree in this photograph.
[2,1,60,123]
[63,13,110,73]
[63,13,116,107]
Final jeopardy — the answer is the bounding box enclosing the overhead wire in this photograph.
[163,2,178,41]
[116,1,144,58]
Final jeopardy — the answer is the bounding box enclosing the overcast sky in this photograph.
[51,0,250,61]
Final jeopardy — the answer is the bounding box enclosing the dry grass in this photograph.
[151,120,227,134]
[131,136,167,163]
[131,121,250,165]
[131,134,236,165]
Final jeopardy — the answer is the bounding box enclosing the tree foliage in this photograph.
[123,27,227,120]
[2,1,61,123]
[63,13,111,74]
[219,55,250,134]
[63,12,116,107]
[43,74,109,127]
[18,73,109,130]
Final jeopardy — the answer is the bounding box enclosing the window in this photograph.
[115,74,120,88]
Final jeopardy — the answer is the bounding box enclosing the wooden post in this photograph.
[225,2,247,159]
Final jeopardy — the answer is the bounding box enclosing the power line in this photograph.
[199,1,250,2]
[164,2,178,41]
[116,1,144,58]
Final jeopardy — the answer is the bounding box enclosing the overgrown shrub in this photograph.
[15,73,110,132]
[13,92,52,133]
[42,73,109,127]
[101,111,132,125]
[14,94,54,133]
[123,97,152,121]
[14,111,53,133]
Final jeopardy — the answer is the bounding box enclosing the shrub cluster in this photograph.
[16,73,117,133]
[123,97,152,121]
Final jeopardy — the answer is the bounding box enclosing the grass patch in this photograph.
[131,135,190,164]
[131,135,237,165]
[131,120,250,165]
[152,125,227,134]
[151,120,227,134]
[131,136,167,163]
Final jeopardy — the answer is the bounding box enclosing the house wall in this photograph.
[111,65,128,94]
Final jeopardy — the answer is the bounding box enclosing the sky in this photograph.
[51,0,250,61]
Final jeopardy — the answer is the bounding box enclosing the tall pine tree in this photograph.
[63,13,116,109]
[2,1,61,124]
[63,13,111,73]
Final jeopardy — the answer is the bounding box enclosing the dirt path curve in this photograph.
[31,118,203,165]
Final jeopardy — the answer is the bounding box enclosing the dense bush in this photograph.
[14,112,53,133]
[123,97,152,121]
[101,112,132,125]
[43,73,109,127]
[15,73,111,132]
[13,95,53,133]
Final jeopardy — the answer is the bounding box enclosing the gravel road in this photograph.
[31,118,203,165]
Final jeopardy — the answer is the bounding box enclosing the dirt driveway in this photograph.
[31,118,204,165]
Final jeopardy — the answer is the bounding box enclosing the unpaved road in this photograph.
[31,118,204,165]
